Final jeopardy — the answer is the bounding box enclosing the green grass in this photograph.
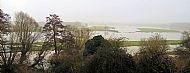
[9,40,181,51]
[124,40,181,46]
[137,28,179,32]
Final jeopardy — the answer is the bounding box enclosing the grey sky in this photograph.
[1,0,190,23]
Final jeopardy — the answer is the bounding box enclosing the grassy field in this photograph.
[124,40,181,46]
[33,40,181,47]
[15,40,181,51]
[137,28,179,32]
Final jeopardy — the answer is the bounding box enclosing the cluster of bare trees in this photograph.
[0,9,48,73]
[0,9,92,73]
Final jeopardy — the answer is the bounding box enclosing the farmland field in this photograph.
[28,40,182,51]
[124,40,181,46]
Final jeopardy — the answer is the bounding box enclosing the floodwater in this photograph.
[91,24,182,41]
[93,31,182,41]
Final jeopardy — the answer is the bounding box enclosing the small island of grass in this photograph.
[137,28,179,32]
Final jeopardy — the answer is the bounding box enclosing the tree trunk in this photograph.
[53,24,57,54]
[19,43,27,64]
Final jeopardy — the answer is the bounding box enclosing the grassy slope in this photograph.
[124,40,181,46]
[28,40,181,51]
[137,28,179,32]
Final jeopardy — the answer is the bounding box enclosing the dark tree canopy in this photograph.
[83,35,111,56]
[82,35,136,73]
[83,47,136,73]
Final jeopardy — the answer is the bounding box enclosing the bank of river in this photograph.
[126,45,180,56]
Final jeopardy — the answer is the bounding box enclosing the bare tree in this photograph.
[0,10,64,73]
[74,27,91,50]
[136,34,176,73]
[14,11,40,64]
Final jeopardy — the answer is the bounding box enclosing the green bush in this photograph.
[83,35,111,56]
[82,47,136,73]
[136,34,177,73]
[48,55,73,73]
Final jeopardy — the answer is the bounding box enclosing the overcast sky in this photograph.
[1,0,190,23]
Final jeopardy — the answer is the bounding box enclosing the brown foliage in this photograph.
[136,34,177,73]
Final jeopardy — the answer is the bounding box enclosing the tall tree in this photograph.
[0,9,13,73]
[0,11,51,73]
[48,25,92,73]
[14,11,39,64]
[43,14,65,54]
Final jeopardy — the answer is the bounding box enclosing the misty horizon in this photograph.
[1,0,190,23]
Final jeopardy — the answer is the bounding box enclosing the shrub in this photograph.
[136,34,177,73]
[181,31,190,49]
[83,35,111,56]
[182,61,190,73]
[175,31,190,72]
[48,55,73,73]
[82,47,136,73]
